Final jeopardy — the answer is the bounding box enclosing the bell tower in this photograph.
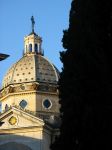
[24,16,43,55]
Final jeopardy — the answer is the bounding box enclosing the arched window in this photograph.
[35,44,38,52]
[29,44,32,52]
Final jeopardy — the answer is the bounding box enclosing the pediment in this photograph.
[0,107,44,130]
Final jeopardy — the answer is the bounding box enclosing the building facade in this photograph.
[0,17,60,150]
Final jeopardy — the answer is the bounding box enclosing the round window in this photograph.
[19,100,27,109]
[43,99,52,109]
[9,116,17,125]
[20,85,25,90]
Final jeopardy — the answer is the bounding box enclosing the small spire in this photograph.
[31,16,35,33]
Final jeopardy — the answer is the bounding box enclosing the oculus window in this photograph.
[9,116,17,125]
[43,99,52,109]
[19,100,27,109]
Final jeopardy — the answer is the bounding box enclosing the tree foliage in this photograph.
[51,0,112,149]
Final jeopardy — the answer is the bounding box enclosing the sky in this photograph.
[0,0,72,87]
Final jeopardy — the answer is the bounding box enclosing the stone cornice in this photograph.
[0,126,43,134]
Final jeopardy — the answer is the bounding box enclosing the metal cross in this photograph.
[31,16,35,33]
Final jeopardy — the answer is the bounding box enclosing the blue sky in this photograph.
[0,0,72,87]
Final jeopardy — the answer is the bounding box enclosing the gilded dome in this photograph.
[2,54,59,88]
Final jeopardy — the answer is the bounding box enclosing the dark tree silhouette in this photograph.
[51,0,112,149]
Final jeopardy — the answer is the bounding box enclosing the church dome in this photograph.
[2,54,59,88]
[2,16,59,88]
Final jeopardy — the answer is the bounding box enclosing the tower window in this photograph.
[29,44,32,52]
[35,44,38,52]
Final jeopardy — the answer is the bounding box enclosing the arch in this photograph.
[0,142,32,150]
[29,44,32,52]
[35,44,38,52]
